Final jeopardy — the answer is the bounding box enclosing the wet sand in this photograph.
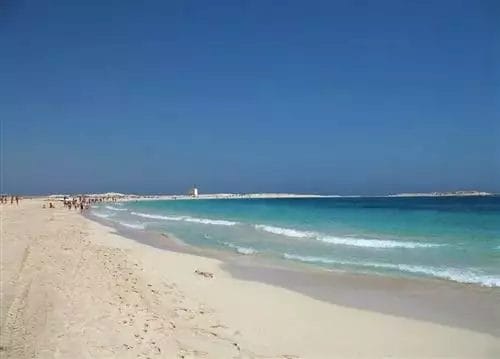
[91,212,500,337]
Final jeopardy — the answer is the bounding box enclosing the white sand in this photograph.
[1,199,499,358]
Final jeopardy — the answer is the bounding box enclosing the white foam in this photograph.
[393,265,500,288]
[93,212,113,219]
[118,222,145,230]
[284,253,338,264]
[317,236,441,249]
[223,242,257,255]
[255,224,440,249]
[105,206,127,211]
[131,212,238,226]
[283,253,500,287]
[184,218,238,226]
[255,225,315,238]
[235,246,258,255]
[131,212,185,221]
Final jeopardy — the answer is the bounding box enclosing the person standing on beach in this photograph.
[15,196,19,205]
[11,196,14,205]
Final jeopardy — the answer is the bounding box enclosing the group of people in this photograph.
[0,195,21,205]
[62,197,89,212]
[59,195,120,212]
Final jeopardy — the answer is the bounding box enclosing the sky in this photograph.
[1,0,499,195]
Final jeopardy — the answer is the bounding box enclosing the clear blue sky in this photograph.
[1,0,499,195]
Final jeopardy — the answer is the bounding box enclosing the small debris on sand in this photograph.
[195,270,214,278]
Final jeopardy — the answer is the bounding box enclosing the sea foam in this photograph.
[316,236,441,249]
[131,211,238,226]
[131,212,186,221]
[255,225,315,238]
[118,222,146,230]
[255,224,440,249]
[105,206,127,211]
[222,242,257,255]
[283,253,500,287]
[184,217,238,226]
[93,212,113,219]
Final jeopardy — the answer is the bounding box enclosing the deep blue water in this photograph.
[92,196,500,287]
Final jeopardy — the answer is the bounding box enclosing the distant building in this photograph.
[188,186,199,197]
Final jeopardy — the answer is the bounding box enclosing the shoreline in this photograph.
[2,199,499,357]
[94,196,499,291]
[87,212,500,337]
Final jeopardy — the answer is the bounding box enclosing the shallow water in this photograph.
[91,196,500,287]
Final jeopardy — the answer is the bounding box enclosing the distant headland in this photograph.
[388,190,493,197]
[42,190,496,201]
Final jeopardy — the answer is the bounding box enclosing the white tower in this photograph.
[189,185,199,197]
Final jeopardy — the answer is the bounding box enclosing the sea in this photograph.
[91,196,500,288]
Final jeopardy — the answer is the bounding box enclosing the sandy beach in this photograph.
[1,199,499,358]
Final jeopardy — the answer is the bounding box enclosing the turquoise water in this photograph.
[92,197,500,287]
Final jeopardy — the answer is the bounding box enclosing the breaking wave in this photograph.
[255,225,315,238]
[131,212,186,221]
[131,212,238,226]
[222,242,257,255]
[118,221,146,230]
[255,225,440,249]
[184,217,238,226]
[105,206,127,211]
[283,253,500,287]
[93,212,113,219]
[316,236,441,248]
